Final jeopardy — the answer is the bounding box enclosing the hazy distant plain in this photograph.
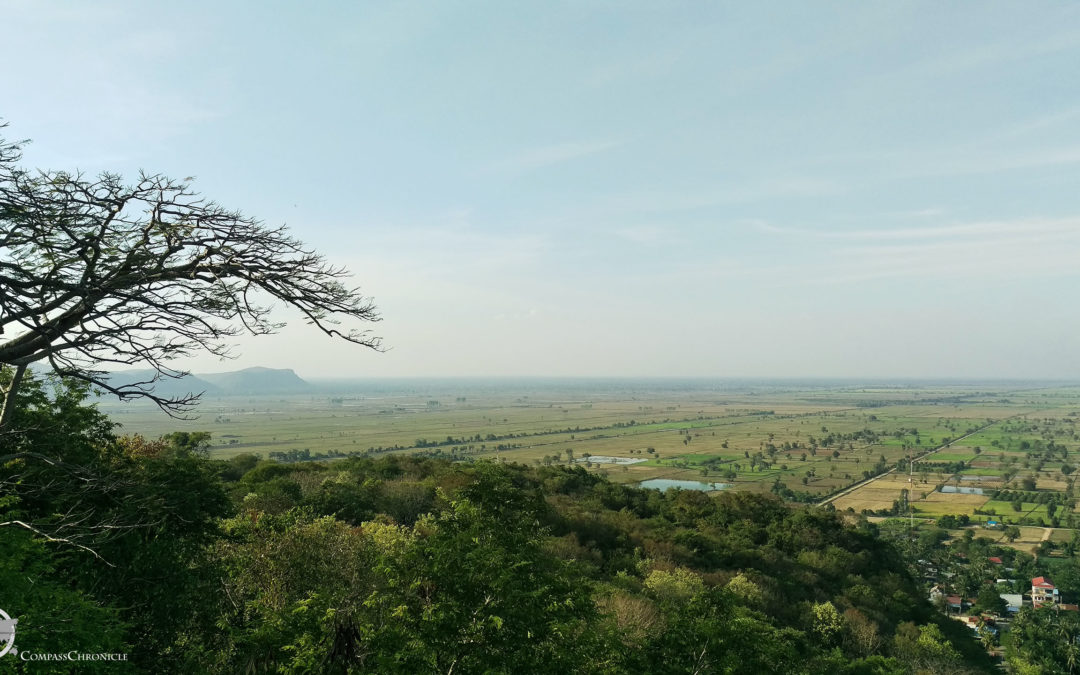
[101,379,1080,509]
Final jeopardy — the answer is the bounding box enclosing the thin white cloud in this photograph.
[753,217,1080,285]
[486,140,622,174]
[792,142,1080,183]
[610,225,675,245]
[755,217,1080,242]
[865,26,1080,92]
[884,208,946,219]
[575,177,845,219]
[937,147,1080,177]
[992,105,1080,141]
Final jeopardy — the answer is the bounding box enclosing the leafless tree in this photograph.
[0,125,381,430]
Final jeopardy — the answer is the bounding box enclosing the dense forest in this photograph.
[2,373,997,673]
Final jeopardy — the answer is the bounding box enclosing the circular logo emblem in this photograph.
[0,609,16,658]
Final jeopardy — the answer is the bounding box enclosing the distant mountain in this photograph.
[100,366,310,397]
[102,370,222,397]
[199,367,310,394]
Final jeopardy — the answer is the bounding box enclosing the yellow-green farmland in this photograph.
[103,380,1080,518]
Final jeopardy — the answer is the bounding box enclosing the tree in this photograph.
[0,529,130,669]
[0,372,232,670]
[0,126,381,429]
[810,601,843,646]
[0,371,124,553]
[904,623,962,672]
[1009,606,1080,673]
[976,618,997,652]
[842,608,882,657]
[974,586,1007,616]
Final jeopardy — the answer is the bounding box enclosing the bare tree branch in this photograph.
[0,519,115,565]
[0,125,382,425]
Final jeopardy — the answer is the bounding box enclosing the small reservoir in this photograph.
[576,456,647,465]
[638,479,731,492]
[939,485,985,495]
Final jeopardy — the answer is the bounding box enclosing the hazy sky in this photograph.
[4,2,1080,379]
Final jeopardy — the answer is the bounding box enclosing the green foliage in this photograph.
[1008,606,1080,673]
[811,601,844,646]
[973,586,1007,616]
[645,568,706,603]
[724,572,764,608]
[1,375,997,673]
[1,371,231,672]
[906,623,963,672]
[0,530,130,673]
[161,431,213,454]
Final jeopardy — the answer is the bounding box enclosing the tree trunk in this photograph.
[0,363,26,432]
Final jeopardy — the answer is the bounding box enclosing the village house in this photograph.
[1000,594,1023,614]
[929,584,944,604]
[928,584,971,613]
[1032,577,1060,608]
[946,595,965,613]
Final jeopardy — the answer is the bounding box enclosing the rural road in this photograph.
[818,420,1002,507]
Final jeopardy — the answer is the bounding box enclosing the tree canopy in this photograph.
[0,377,998,673]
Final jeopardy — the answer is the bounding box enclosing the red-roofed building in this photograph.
[988,557,1003,565]
[1032,577,1060,608]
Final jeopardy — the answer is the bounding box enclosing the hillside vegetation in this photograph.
[0,373,995,673]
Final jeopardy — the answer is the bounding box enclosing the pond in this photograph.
[576,456,646,465]
[939,485,985,495]
[638,479,731,492]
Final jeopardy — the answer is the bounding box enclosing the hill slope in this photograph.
[199,366,309,394]
[102,369,222,397]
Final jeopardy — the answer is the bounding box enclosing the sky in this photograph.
[3,1,1080,379]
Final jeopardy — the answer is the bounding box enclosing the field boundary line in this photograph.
[817,418,1011,507]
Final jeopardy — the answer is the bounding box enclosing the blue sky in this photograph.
[3,1,1080,378]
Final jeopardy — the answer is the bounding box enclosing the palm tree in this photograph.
[1059,622,1080,673]
[977,619,996,652]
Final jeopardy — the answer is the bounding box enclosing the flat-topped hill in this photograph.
[200,367,310,394]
